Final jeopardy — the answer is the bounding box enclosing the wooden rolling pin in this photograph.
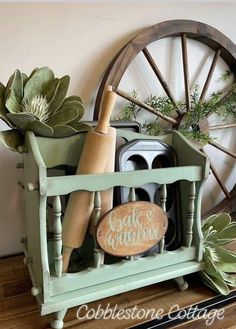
[62,86,117,272]
[88,126,116,235]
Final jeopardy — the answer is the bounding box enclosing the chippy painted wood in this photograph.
[186,181,196,247]
[91,191,104,268]
[53,196,63,278]
[43,261,205,315]
[127,188,137,261]
[36,133,86,168]
[49,247,197,296]
[23,133,50,304]
[159,184,167,253]
[51,308,68,329]
[91,191,102,233]
[46,166,203,196]
[3,254,236,329]
[22,129,210,328]
[129,187,136,202]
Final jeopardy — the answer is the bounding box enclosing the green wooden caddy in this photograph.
[21,128,210,329]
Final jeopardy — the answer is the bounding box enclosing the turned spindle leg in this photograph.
[92,191,104,267]
[128,188,136,260]
[53,196,62,277]
[174,276,188,291]
[186,182,196,247]
[51,308,67,329]
[159,184,167,254]
[129,187,136,202]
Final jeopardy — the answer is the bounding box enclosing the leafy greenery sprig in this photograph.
[115,70,236,144]
[179,130,212,145]
[114,90,139,121]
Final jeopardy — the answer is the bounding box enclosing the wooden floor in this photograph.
[0,254,236,329]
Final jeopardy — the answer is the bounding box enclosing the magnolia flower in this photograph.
[0,67,91,152]
[201,213,236,295]
[22,95,50,122]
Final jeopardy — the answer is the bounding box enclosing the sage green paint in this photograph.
[22,129,210,328]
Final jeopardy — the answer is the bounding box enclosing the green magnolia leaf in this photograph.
[23,67,54,102]
[212,238,236,246]
[47,105,79,126]
[49,75,70,114]
[63,95,84,106]
[0,83,11,126]
[203,226,217,241]
[27,120,54,137]
[1,67,87,141]
[5,90,22,113]
[5,72,14,101]
[41,78,60,104]
[206,213,231,233]
[58,100,85,120]
[53,125,78,137]
[202,213,231,233]
[22,73,28,86]
[218,262,236,273]
[69,121,92,132]
[200,271,229,295]
[212,245,236,273]
[204,245,220,263]
[211,223,236,245]
[9,69,23,103]
[27,67,38,81]
[204,254,224,280]
[7,112,35,130]
[202,214,217,230]
[201,213,236,295]
[220,271,236,287]
[0,129,24,152]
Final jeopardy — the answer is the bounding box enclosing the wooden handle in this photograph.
[63,130,114,249]
[62,86,117,272]
[96,86,117,134]
[77,130,114,174]
[88,127,116,235]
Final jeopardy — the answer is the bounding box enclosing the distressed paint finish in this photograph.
[53,196,63,278]
[92,191,104,268]
[46,165,203,196]
[90,191,102,234]
[159,184,167,254]
[186,181,196,247]
[21,129,210,327]
[129,187,136,202]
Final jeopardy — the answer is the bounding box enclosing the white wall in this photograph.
[0,2,236,256]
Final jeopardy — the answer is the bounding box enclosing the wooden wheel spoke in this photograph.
[142,47,181,115]
[181,33,191,111]
[210,162,231,199]
[209,122,236,130]
[209,141,236,159]
[94,20,236,215]
[116,89,177,125]
[201,148,231,199]
[200,48,222,102]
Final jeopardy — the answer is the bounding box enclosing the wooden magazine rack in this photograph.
[21,128,210,329]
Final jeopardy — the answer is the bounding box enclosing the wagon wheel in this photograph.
[94,19,236,217]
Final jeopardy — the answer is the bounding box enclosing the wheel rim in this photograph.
[94,19,236,216]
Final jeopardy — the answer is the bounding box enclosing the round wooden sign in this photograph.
[96,201,168,257]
